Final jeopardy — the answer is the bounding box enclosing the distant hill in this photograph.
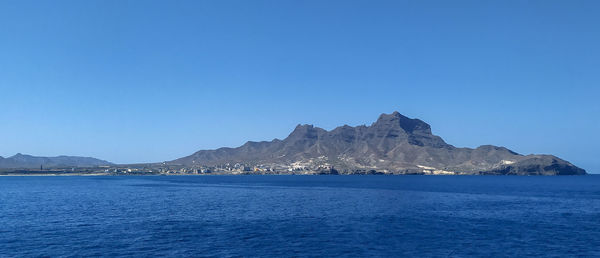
[172,111,586,175]
[0,153,112,169]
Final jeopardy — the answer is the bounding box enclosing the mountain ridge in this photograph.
[172,112,586,175]
[0,154,112,169]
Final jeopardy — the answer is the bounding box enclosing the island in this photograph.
[0,112,586,176]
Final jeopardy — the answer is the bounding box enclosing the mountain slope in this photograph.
[172,112,586,175]
[0,153,112,169]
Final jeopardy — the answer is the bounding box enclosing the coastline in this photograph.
[0,172,591,176]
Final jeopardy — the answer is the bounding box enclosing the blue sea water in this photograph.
[0,175,599,257]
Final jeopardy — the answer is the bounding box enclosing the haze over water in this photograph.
[1,175,598,257]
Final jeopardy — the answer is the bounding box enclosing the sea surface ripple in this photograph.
[0,175,599,257]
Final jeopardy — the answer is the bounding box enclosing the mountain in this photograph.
[172,112,586,175]
[0,153,112,169]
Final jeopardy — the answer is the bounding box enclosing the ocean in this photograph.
[0,175,598,257]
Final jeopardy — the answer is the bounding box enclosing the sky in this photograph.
[0,0,598,172]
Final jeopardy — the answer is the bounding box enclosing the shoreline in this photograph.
[0,173,591,176]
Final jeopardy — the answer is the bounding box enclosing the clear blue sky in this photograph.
[1,0,598,172]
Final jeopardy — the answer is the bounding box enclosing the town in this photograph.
[0,162,349,176]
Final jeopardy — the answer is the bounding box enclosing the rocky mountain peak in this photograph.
[11,153,30,160]
[287,124,324,140]
[373,112,432,135]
